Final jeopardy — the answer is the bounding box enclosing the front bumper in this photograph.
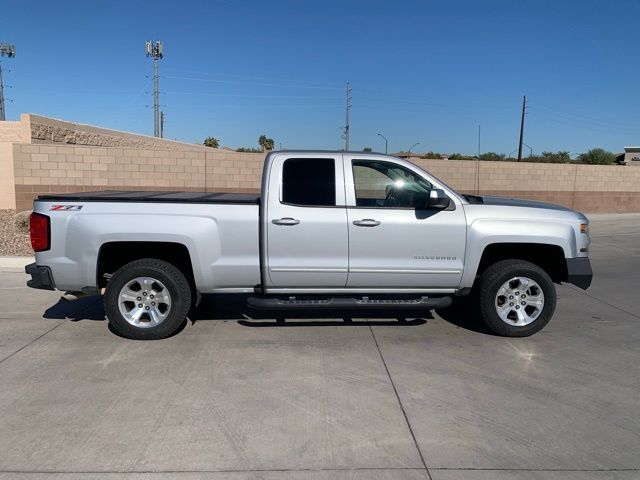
[25,263,55,290]
[565,258,593,290]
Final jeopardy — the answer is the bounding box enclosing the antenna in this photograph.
[0,43,16,121]
[145,40,164,137]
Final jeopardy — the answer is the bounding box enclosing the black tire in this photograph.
[478,259,556,337]
[104,258,192,340]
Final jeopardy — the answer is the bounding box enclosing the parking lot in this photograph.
[0,213,638,480]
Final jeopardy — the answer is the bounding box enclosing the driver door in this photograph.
[344,156,466,288]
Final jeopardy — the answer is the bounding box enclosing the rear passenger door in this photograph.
[265,154,348,288]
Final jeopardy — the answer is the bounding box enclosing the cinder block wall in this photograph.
[12,144,265,211]
[11,145,640,212]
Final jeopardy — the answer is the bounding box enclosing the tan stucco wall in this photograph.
[0,118,31,209]
[0,117,31,144]
[0,143,16,208]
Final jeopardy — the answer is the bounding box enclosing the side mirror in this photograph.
[428,189,451,210]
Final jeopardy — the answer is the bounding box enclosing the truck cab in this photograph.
[262,151,466,292]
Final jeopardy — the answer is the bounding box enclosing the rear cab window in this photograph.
[282,158,336,207]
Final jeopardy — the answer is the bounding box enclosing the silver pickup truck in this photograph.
[26,151,592,339]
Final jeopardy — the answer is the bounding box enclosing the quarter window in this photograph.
[282,158,336,206]
[352,160,432,208]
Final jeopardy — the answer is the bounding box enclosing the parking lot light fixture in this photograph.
[377,133,388,154]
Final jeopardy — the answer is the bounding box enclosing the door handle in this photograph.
[353,218,381,227]
[272,217,300,226]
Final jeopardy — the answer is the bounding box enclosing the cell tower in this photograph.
[343,82,352,151]
[0,43,16,122]
[145,40,163,137]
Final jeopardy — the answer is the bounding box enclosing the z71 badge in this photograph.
[49,205,83,211]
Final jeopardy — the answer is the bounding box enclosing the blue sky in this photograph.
[2,0,639,155]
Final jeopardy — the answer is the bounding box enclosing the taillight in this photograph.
[29,212,50,252]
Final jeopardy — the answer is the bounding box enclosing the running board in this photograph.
[246,295,452,310]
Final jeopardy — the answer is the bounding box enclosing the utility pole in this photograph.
[160,111,165,138]
[145,40,164,137]
[0,44,17,122]
[517,95,526,162]
[344,82,352,151]
[476,125,481,195]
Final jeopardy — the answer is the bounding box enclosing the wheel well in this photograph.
[477,243,568,283]
[97,242,195,289]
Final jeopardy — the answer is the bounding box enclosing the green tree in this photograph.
[557,151,571,162]
[577,148,616,165]
[203,137,220,148]
[479,152,506,161]
[362,147,372,152]
[258,135,275,152]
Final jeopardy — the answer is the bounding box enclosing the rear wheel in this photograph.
[104,258,191,340]
[478,259,556,337]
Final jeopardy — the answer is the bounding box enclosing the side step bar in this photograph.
[247,295,452,310]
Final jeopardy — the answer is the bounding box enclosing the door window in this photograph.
[282,158,336,206]
[352,160,432,208]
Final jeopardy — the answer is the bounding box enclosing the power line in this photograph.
[528,105,640,131]
[164,91,342,100]
[527,111,640,135]
[164,75,343,90]
[145,40,164,137]
[163,68,344,87]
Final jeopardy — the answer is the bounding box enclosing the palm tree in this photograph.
[203,137,220,148]
[258,135,275,152]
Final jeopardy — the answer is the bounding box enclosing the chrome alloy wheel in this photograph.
[495,276,545,326]
[118,277,172,328]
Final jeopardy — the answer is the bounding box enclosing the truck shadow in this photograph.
[41,293,490,333]
[43,295,106,321]
[42,293,430,328]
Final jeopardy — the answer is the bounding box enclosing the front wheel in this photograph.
[104,258,192,340]
[478,259,557,337]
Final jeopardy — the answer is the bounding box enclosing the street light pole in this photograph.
[407,142,420,156]
[377,133,388,154]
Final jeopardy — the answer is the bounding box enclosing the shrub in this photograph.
[236,147,262,153]
[577,148,616,165]
[14,210,31,233]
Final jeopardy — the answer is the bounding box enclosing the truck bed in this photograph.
[36,190,260,204]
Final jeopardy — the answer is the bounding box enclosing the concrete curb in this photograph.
[0,256,34,272]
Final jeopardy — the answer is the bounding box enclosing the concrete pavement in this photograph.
[0,215,638,479]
